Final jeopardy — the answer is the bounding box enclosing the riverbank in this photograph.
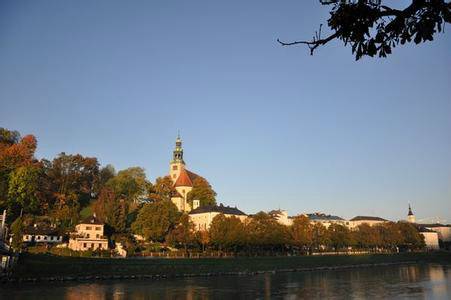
[6,252,451,283]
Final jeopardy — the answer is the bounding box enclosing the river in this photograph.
[1,263,450,299]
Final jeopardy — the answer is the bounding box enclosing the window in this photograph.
[43,236,47,240]
[95,227,101,231]
[96,234,100,238]
[83,243,87,248]
[37,236,41,240]
[87,234,90,238]
[173,165,178,170]
[86,226,92,230]
[99,243,102,249]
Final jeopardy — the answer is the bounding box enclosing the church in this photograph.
[168,135,202,212]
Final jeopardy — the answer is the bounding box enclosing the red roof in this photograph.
[174,168,200,187]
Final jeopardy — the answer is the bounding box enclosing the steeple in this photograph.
[407,204,416,223]
[171,133,185,164]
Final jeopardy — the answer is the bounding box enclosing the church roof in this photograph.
[189,204,246,216]
[350,216,387,221]
[174,168,200,187]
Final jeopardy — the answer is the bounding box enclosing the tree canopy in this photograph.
[131,200,180,242]
[187,176,217,207]
[278,0,451,60]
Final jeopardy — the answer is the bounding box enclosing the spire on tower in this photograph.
[172,133,184,164]
[408,204,413,216]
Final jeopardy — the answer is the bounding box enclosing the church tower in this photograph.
[169,134,185,182]
[407,204,416,223]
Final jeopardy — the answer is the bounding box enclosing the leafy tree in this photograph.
[0,130,37,215]
[166,214,196,251]
[10,216,25,252]
[327,223,353,250]
[99,164,116,188]
[148,176,175,202]
[7,165,44,216]
[246,212,288,252]
[107,167,149,204]
[131,201,180,242]
[196,230,210,252]
[209,214,245,251]
[354,223,381,249]
[375,222,403,250]
[312,222,329,250]
[93,188,128,233]
[278,0,451,60]
[290,215,313,252]
[187,177,217,207]
[397,221,425,250]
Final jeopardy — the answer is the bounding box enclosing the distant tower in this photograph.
[169,133,185,182]
[407,204,416,223]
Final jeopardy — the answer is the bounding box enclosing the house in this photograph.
[306,213,346,228]
[68,215,108,251]
[189,204,247,231]
[22,223,62,244]
[348,216,388,229]
[268,210,293,226]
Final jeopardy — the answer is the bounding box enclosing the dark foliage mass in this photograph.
[278,0,451,60]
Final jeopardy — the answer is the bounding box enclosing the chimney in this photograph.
[193,200,200,210]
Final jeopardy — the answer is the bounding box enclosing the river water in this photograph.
[1,264,450,299]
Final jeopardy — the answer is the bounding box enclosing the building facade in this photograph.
[22,223,62,244]
[68,215,108,251]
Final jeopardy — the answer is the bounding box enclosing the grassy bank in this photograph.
[12,252,451,280]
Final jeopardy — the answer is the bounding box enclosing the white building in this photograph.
[419,229,440,250]
[22,223,63,244]
[68,215,108,251]
[189,204,247,231]
[420,224,451,243]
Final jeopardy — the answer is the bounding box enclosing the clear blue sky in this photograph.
[1,1,450,222]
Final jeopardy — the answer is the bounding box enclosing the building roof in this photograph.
[306,213,345,221]
[79,215,103,225]
[350,216,387,222]
[174,168,200,187]
[23,224,60,236]
[420,223,451,228]
[189,204,246,216]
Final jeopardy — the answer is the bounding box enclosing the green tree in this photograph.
[278,1,451,60]
[7,165,43,215]
[327,223,353,251]
[166,214,196,252]
[312,222,329,250]
[93,188,128,233]
[148,176,175,202]
[10,216,24,252]
[290,215,313,252]
[107,167,149,204]
[209,214,245,251]
[354,223,381,250]
[187,177,216,207]
[397,222,425,250]
[131,201,180,242]
[246,212,288,252]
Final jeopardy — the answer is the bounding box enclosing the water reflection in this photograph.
[2,264,451,299]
